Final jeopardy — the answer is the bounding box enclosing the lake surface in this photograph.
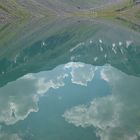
[0,17,140,140]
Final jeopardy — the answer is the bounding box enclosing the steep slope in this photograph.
[0,0,28,20]
[0,0,56,23]
[0,0,125,22]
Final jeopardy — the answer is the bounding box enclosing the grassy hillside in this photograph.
[0,0,28,18]
[96,0,140,30]
[70,0,140,32]
[0,0,126,22]
[0,0,140,32]
[0,0,54,23]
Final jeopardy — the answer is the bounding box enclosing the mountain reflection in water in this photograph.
[0,18,140,140]
[0,18,140,87]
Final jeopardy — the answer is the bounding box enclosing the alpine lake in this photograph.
[0,15,140,140]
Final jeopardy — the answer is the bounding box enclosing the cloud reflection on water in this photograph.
[0,132,22,140]
[63,66,140,140]
[0,62,96,125]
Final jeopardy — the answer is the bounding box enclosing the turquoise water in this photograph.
[0,18,140,140]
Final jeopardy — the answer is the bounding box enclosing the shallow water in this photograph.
[0,18,140,140]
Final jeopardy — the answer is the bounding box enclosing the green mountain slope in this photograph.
[0,0,125,22]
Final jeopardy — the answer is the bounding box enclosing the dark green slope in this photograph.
[0,18,139,87]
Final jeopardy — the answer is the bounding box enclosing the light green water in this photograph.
[0,17,140,140]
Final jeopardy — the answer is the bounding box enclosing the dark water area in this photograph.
[0,17,140,140]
